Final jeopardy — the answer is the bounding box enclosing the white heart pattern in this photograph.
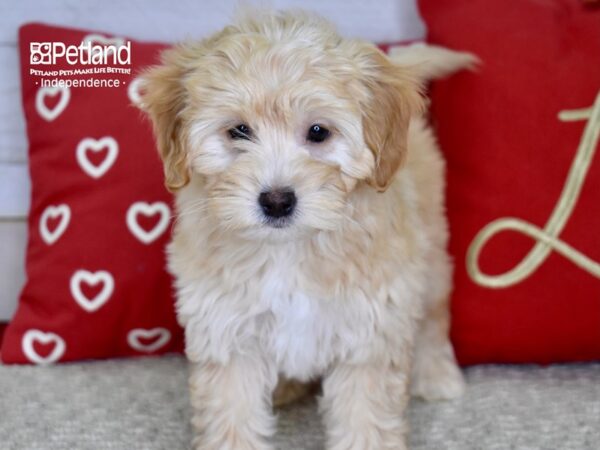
[127,328,171,353]
[126,202,170,244]
[76,136,119,179]
[81,33,125,57]
[127,77,144,107]
[35,86,70,121]
[70,270,115,313]
[22,330,66,365]
[39,204,71,245]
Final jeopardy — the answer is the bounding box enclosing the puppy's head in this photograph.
[140,11,422,240]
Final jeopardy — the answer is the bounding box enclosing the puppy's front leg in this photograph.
[321,362,410,450]
[189,356,278,450]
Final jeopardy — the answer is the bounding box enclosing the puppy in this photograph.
[140,10,473,450]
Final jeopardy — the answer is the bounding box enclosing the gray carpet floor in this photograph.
[1,355,599,450]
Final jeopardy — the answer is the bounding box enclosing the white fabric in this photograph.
[0,0,425,320]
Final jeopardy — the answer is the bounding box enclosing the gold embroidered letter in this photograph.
[466,91,600,288]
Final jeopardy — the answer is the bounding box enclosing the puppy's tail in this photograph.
[388,43,480,82]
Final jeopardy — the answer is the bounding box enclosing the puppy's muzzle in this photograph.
[258,189,296,219]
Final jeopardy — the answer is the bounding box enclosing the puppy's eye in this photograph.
[306,124,330,143]
[228,124,252,140]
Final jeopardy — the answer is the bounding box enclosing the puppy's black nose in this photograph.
[258,189,297,218]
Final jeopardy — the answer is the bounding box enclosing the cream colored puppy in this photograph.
[140,10,473,450]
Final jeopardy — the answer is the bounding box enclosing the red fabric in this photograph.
[0,24,184,363]
[420,0,600,364]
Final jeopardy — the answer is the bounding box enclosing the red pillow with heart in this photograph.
[1,23,407,364]
[0,23,185,364]
[420,0,600,364]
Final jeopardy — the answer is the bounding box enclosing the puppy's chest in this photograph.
[257,262,372,380]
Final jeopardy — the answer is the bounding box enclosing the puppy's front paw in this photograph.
[191,428,274,450]
[188,359,277,450]
[410,355,465,401]
[328,435,408,450]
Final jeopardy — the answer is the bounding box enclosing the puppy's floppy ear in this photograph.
[357,46,424,192]
[138,47,190,191]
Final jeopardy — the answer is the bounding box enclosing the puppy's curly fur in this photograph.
[140,10,473,450]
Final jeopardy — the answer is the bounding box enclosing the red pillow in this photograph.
[0,23,184,364]
[420,0,600,364]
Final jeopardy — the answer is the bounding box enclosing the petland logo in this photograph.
[30,39,131,65]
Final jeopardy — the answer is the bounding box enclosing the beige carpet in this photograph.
[1,355,599,449]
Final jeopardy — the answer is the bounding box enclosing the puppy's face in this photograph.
[141,13,422,240]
